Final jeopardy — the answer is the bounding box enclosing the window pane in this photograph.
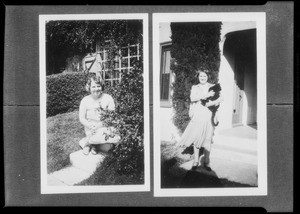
[121,47,128,57]
[113,70,120,79]
[130,57,137,67]
[160,73,170,100]
[160,46,172,101]
[103,62,108,69]
[104,71,111,79]
[164,50,171,74]
[114,61,119,69]
[121,58,128,67]
[130,46,137,56]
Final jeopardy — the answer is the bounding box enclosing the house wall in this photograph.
[220,26,257,128]
[159,22,257,142]
[159,23,180,142]
[243,50,257,125]
[159,23,172,44]
[218,53,235,130]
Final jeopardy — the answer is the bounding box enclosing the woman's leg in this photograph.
[203,148,212,171]
[79,137,91,155]
[98,143,113,153]
[192,145,200,170]
[202,138,212,171]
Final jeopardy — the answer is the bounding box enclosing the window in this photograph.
[97,44,140,86]
[160,44,173,107]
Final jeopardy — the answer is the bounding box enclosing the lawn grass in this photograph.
[47,110,85,173]
[47,110,144,185]
[76,156,144,185]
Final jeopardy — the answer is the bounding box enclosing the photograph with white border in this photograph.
[40,13,149,194]
[153,13,267,197]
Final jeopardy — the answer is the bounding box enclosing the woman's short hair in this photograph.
[85,74,104,92]
[194,69,211,84]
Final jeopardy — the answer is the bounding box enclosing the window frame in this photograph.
[96,43,140,86]
[160,42,173,108]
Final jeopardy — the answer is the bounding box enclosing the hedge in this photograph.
[46,72,89,117]
[170,22,222,133]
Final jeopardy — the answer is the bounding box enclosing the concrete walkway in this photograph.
[47,150,105,186]
[178,125,258,186]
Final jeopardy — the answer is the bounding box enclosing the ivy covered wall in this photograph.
[170,22,222,133]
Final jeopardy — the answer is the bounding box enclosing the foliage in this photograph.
[170,22,222,132]
[100,60,144,177]
[46,20,144,182]
[65,55,84,72]
[46,72,89,117]
[46,20,143,75]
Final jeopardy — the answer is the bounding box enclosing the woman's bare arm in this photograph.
[79,98,91,127]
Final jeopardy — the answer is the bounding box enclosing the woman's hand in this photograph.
[205,100,214,107]
[89,122,103,135]
[89,124,97,135]
[206,90,215,98]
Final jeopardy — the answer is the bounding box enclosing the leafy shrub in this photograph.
[170,22,222,132]
[46,72,90,117]
[100,60,144,178]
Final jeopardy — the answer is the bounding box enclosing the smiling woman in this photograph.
[78,74,121,155]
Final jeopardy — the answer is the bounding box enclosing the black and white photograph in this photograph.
[153,13,267,196]
[39,14,150,193]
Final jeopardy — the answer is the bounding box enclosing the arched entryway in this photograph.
[220,28,257,128]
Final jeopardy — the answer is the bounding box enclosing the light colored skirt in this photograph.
[178,103,214,151]
[85,126,121,145]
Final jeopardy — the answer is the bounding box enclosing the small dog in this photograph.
[201,83,221,126]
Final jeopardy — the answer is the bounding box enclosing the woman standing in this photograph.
[178,70,223,171]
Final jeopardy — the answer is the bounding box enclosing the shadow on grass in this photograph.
[76,155,144,186]
[161,142,255,188]
[161,159,255,188]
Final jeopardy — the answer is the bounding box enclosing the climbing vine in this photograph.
[170,22,222,132]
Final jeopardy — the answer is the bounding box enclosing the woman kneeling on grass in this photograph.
[79,74,120,155]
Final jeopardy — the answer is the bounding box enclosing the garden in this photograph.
[46,20,145,185]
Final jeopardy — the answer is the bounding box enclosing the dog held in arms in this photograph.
[201,83,222,127]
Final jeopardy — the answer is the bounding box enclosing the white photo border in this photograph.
[153,12,267,197]
[39,13,150,194]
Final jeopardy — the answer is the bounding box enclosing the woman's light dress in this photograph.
[80,93,120,144]
[178,83,214,151]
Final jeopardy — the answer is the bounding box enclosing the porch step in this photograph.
[212,135,257,156]
[69,150,106,174]
[210,145,257,165]
[49,166,92,186]
[212,126,257,155]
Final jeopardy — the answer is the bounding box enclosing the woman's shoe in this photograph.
[79,137,88,149]
[82,145,91,155]
[191,162,199,170]
[91,146,97,155]
[204,164,212,172]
